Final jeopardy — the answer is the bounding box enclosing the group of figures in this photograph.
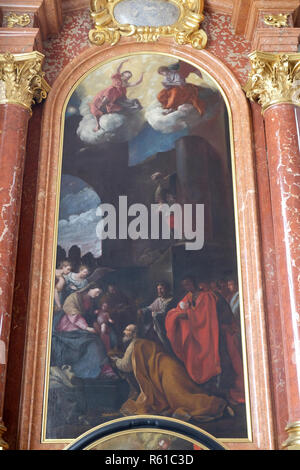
[48,257,244,437]
[89,59,204,125]
[78,58,208,145]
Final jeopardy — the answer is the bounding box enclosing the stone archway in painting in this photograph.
[56,174,102,271]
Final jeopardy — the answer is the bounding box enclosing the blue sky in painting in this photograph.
[128,123,188,166]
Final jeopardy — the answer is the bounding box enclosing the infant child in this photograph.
[94,302,116,352]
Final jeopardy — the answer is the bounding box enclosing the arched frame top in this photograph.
[64,415,228,450]
[18,38,275,450]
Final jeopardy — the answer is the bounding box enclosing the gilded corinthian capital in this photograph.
[0,51,50,113]
[282,421,300,450]
[244,51,300,111]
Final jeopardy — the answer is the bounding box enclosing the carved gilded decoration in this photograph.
[0,52,50,113]
[244,51,300,111]
[6,12,31,28]
[89,0,207,49]
[0,422,8,450]
[282,421,300,450]
[263,13,289,28]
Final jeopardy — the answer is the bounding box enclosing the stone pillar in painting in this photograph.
[0,51,49,449]
[245,51,300,450]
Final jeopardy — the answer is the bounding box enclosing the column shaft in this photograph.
[0,104,30,447]
[264,103,300,425]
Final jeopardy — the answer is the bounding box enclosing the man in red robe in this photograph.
[166,277,221,385]
[89,59,144,131]
[89,74,126,126]
[157,61,205,115]
[165,277,245,404]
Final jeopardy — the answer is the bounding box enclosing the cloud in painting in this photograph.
[59,186,100,220]
[58,208,102,258]
[145,101,203,134]
[145,87,221,134]
[76,96,145,146]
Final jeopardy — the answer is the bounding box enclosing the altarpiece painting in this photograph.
[43,52,250,443]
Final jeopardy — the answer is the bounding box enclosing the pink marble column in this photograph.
[251,102,289,447]
[264,103,300,440]
[0,104,30,448]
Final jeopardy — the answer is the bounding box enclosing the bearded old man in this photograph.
[165,277,245,405]
[157,61,205,115]
[111,324,231,422]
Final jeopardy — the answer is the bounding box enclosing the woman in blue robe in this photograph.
[51,282,117,379]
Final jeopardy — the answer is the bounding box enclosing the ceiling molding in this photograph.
[1,0,299,50]
[204,0,233,15]
[0,28,42,53]
[0,0,63,39]
[232,0,300,40]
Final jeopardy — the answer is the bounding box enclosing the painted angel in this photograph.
[89,59,144,131]
[157,61,205,115]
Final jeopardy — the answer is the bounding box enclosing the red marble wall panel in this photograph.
[42,10,252,87]
[42,9,92,85]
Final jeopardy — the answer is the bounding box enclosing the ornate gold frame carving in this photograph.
[0,52,50,113]
[0,422,8,450]
[263,13,289,28]
[244,51,300,112]
[6,12,31,28]
[89,0,207,49]
[282,421,300,450]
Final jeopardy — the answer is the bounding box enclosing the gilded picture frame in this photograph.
[42,50,251,443]
[64,416,228,450]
